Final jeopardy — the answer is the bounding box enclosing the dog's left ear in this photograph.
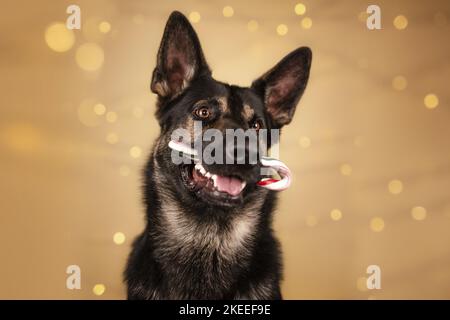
[252,47,312,128]
[151,11,211,99]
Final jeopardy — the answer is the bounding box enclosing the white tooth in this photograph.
[197,164,206,174]
[205,172,211,178]
[195,163,201,170]
[240,181,247,192]
[211,175,218,187]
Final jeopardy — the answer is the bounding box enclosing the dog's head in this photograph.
[150,11,311,209]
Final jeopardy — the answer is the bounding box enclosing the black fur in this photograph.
[125,11,312,300]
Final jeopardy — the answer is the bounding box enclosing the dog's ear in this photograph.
[252,47,312,128]
[151,11,210,99]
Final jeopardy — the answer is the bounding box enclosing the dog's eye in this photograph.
[251,120,263,132]
[193,106,211,120]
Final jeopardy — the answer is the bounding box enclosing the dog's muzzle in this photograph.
[168,140,292,191]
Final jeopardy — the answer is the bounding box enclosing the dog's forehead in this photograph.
[164,78,265,125]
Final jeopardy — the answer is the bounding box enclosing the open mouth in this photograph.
[181,163,247,206]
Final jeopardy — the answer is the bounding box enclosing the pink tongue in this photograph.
[215,175,243,196]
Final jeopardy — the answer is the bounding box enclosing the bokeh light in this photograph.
[45,22,75,53]
[370,217,385,232]
[247,20,259,32]
[75,43,104,71]
[301,17,312,29]
[411,206,427,221]
[223,6,234,18]
[305,215,318,227]
[113,232,126,245]
[98,21,111,34]
[132,14,145,25]
[93,103,106,115]
[132,106,144,118]
[340,164,352,176]
[93,284,106,296]
[424,94,439,109]
[295,3,306,16]
[1,123,43,153]
[299,136,311,148]
[106,132,119,144]
[356,277,368,292]
[78,99,101,127]
[276,24,288,36]
[393,15,408,30]
[130,146,142,158]
[330,209,343,221]
[119,165,131,177]
[105,111,118,123]
[392,76,408,91]
[189,11,201,23]
[388,179,403,195]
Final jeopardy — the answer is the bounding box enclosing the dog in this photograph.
[125,11,312,300]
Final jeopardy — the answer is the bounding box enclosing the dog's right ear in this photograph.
[151,11,210,100]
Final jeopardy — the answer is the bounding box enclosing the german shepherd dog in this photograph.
[125,11,311,300]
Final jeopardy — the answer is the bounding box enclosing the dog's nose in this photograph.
[224,136,259,166]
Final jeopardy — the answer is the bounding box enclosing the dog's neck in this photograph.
[151,158,266,260]
[147,157,271,298]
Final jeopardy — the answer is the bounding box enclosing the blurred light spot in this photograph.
[330,209,343,221]
[106,111,118,123]
[75,43,104,71]
[305,215,318,227]
[358,11,369,23]
[370,217,385,232]
[295,3,306,16]
[99,21,111,34]
[301,17,312,29]
[130,146,142,158]
[424,94,439,109]
[82,18,105,42]
[132,14,145,25]
[340,164,352,176]
[189,11,201,23]
[78,99,101,127]
[106,132,118,144]
[113,232,126,245]
[223,6,234,18]
[357,58,369,69]
[354,136,364,148]
[434,12,447,27]
[247,20,259,32]
[93,284,105,296]
[132,106,144,118]
[392,76,407,91]
[299,136,311,148]
[411,206,427,221]
[45,22,75,52]
[393,15,408,30]
[119,165,131,177]
[93,103,106,115]
[388,179,403,195]
[1,123,43,153]
[276,24,288,36]
[357,277,368,292]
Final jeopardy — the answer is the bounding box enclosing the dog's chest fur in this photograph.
[151,164,265,298]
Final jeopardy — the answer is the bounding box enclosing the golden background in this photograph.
[0,0,449,299]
